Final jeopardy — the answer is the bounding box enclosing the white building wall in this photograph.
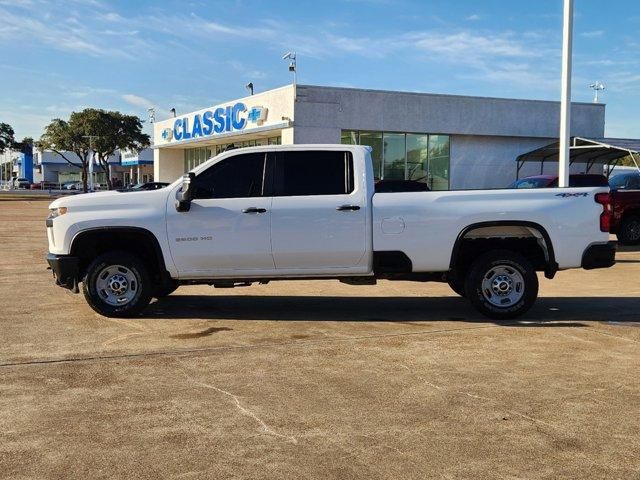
[294,85,606,139]
[449,136,555,189]
[154,148,184,183]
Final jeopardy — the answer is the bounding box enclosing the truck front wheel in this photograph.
[82,251,152,318]
[465,250,538,320]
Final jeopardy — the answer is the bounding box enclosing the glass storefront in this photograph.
[341,130,450,190]
[184,136,281,172]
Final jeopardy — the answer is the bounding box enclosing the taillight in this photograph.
[595,192,611,232]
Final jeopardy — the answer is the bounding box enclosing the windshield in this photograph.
[610,173,640,189]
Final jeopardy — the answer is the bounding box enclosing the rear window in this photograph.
[569,175,609,187]
[511,178,552,189]
[274,151,354,196]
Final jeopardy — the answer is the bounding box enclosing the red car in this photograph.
[608,172,640,245]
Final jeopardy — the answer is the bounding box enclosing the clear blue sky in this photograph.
[1,0,638,140]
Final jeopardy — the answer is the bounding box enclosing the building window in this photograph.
[428,135,450,191]
[383,133,406,180]
[341,130,450,190]
[184,136,282,173]
[341,131,357,145]
[356,131,383,180]
[183,146,213,172]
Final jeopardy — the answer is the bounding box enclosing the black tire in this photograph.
[154,279,180,298]
[82,251,152,318]
[617,214,640,246]
[447,277,466,297]
[465,250,538,320]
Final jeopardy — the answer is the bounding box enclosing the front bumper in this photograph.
[46,253,79,291]
[581,241,617,270]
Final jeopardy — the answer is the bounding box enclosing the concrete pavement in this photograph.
[1,199,638,479]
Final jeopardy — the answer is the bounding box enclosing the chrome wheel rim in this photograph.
[480,265,525,308]
[628,219,640,240]
[95,265,139,307]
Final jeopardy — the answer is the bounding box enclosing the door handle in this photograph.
[336,205,361,211]
[242,207,267,214]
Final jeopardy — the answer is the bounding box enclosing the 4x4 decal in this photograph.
[555,192,589,198]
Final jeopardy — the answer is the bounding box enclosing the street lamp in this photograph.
[282,51,297,86]
[245,82,254,96]
[589,81,605,103]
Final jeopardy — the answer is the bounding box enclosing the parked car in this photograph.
[509,174,609,189]
[62,182,81,190]
[30,181,60,190]
[13,177,31,189]
[608,172,640,245]
[46,145,615,320]
[609,172,640,190]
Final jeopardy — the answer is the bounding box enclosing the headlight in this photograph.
[48,207,68,218]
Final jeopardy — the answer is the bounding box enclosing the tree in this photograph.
[39,109,150,192]
[39,118,92,192]
[0,123,16,154]
[17,137,33,154]
[88,109,150,190]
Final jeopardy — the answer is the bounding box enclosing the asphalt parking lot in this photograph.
[0,199,639,479]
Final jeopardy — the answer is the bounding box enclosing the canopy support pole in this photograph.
[558,0,574,187]
[629,151,640,173]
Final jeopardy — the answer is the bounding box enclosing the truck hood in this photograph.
[48,189,170,211]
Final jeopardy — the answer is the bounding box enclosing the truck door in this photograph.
[269,150,369,274]
[166,152,274,277]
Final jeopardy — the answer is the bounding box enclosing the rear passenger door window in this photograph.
[274,151,354,196]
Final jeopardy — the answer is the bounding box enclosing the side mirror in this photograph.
[175,172,195,212]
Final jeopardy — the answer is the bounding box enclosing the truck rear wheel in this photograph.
[82,251,152,318]
[617,214,640,245]
[465,250,538,320]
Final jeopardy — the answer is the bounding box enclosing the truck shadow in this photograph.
[617,244,640,253]
[145,295,640,326]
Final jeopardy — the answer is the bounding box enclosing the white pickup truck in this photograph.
[46,145,616,319]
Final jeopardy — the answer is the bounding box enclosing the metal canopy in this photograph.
[516,137,640,178]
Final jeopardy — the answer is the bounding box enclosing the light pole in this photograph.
[558,0,574,188]
[589,81,605,103]
[83,135,100,191]
[282,51,297,99]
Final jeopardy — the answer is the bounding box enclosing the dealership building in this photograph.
[33,149,154,186]
[153,84,606,189]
